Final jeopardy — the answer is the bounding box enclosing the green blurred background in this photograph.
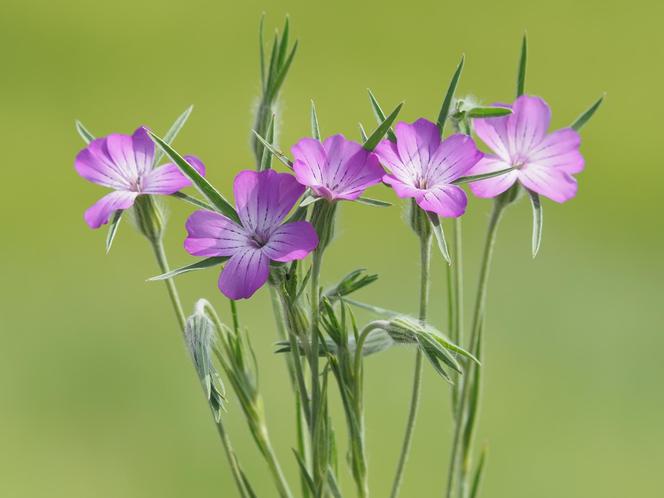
[2,0,662,496]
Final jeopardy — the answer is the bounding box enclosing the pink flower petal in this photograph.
[518,166,578,203]
[528,128,584,174]
[417,184,468,218]
[292,138,327,186]
[375,139,415,184]
[84,190,138,229]
[263,221,319,262]
[143,155,206,194]
[395,119,440,172]
[130,126,155,176]
[233,170,305,233]
[506,96,551,159]
[427,133,483,183]
[218,248,270,300]
[472,105,512,162]
[382,174,422,200]
[75,139,132,189]
[467,156,519,198]
[184,210,249,257]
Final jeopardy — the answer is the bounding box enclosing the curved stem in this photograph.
[150,238,186,332]
[390,232,431,498]
[445,201,504,498]
[214,417,251,498]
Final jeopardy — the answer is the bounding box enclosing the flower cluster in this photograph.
[75,95,585,299]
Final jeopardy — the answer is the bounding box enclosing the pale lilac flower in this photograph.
[292,135,384,201]
[184,169,318,300]
[468,95,584,202]
[374,119,483,217]
[75,126,205,229]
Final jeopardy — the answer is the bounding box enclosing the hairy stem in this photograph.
[390,232,432,498]
[150,238,186,332]
[445,201,505,498]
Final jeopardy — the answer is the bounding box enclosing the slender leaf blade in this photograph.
[358,123,368,142]
[252,130,294,168]
[516,33,527,97]
[363,102,403,151]
[427,212,452,265]
[466,107,513,118]
[105,210,123,254]
[258,14,266,90]
[453,168,514,185]
[171,191,215,211]
[153,105,194,166]
[75,120,95,144]
[367,89,396,141]
[469,445,488,498]
[149,131,240,223]
[355,196,391,208]
[528,189,543,257]
[437,55,465,134]
[310,100,321,141]
[148,256,228,281]
[259,114,276,171]
[571,94,605,131]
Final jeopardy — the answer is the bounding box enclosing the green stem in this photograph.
[451,218,464,413]
[390,232,432,498]
[150,238,186,332]
[229,299,240,335]
[445,201,505,498]
[214,417,252,498]
[309,249,325,494]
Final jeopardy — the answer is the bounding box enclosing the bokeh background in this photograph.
[2,0,663,496]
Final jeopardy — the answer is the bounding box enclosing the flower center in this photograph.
[249,232,270,249]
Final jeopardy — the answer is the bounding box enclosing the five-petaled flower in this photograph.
[375,119,483,217]
[184,169,319,300]
[467,95,584,202]
[75,126,206,228]
[292,135,384,201]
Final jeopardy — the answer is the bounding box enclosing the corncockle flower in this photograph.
[292,135,384,201]
[468,95,584,202]
[75,126,205,228]
[374,119,483,217]
[184,169,319,300]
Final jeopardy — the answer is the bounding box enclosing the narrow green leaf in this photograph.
[148,256,228,281]
[419,334,462,374]
[105,210,123,254]
[516,33,528,97]
[571,94,605,131]
[293,450,316,493]
[252,130,294,168]
[153,105,194,166]
[437,55,465,134]
[240,469,258,498]
[428,333,480,365]
[367,89,396,141]
[171,191,215,211]
[427,212,451,265]
[326,468,343,498]
[466,107,513,118]
[149,131,240,223]
[258,14,266,91]
[358,123,368,142]
[527,189,543,257]
[267,41,298,101]
[299,194,320,207]
[259,114,276,171]
[75,120,95,144]
[363,102,403,151]
[354,196,391,208]
[310,100,321,141]
[265,33,279,91]
[469,445,488,498]
[344,298,397,317]
[419,339,452,382]
[277,16,290,68]
[453,168,514,185]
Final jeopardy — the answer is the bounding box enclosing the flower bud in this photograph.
[132,195,165,242]
[310,200,338,254]
[408,200,431,240]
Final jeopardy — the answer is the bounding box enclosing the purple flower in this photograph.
[75,126,205,228]
[292,135,384,201]
[184,169,319,300]
[468,95,584,203]
[374,119,483,217]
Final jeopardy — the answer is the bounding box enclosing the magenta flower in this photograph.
[292,135,384,201]
[374,119,483,217]
[184,169,319,300]
[75,126,205,228]
[468,95,584,203]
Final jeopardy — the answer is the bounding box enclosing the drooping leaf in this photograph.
[469,445,488,498]
[453,167,514,185]
[148,256,228,281]
[354,196,391,208]
[153,105,194,166]
[105,210,123,254]
[310,99,321,141]
[344,298,398,317]
[367,89,396,141]
[527,189,543,257]
[363,102,403,151]
[149,131,240,223]
[252,130,294,168]
[516,33,528,97]
[427,212,451,265]
[437,55,465,135]
[171,191,215,211]
[75,120,95,144]
[571,94,605,131]
[466,107,513,119]
[325,269,378,300]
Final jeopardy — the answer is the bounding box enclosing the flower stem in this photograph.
[309,249,325,492]
[390,231,432,498]
[445,201,505,498]
[149,238,186,332]
[214,417,252,498]
[450,218,464,414]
